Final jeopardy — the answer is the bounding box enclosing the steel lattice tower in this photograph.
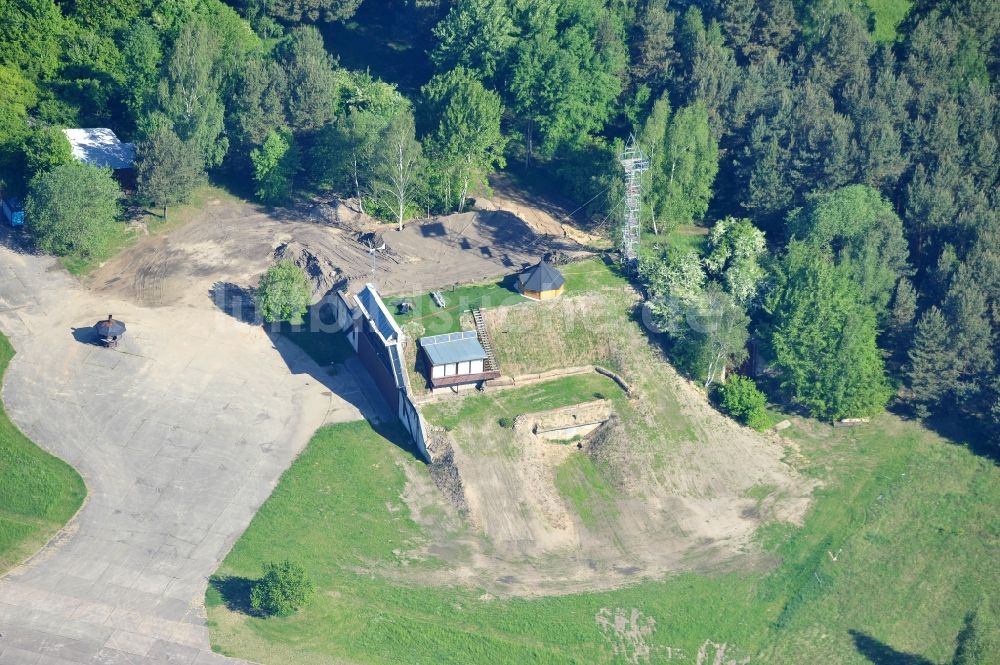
[619,136,649,269]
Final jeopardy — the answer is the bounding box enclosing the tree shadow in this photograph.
[0,224,37,255]
[208,575,261,617]
[209,281,259,324]
[923,410,999,466]
[849,630,936,665]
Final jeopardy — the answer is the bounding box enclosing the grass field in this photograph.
[0,334,86,573]
[210,257,998,663]
[207,412,999,664]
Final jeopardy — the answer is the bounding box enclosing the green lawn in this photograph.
[421,373,622,430]
[640,224,709,259]
[553,454,619,529]
[0,334,86,572]
[207,414,999,664]
[384,258,625,340]
[209,256,998,664]
[385,278,522,338]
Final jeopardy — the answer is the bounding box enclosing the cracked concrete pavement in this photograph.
[0,236,387,664]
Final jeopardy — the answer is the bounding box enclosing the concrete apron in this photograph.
[0,242,372,664]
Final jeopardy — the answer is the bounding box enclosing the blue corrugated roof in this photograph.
[420,331,487,366]
[355,284,402,343]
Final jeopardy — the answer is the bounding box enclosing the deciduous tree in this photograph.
[372,110,423,230]
[421,68,505,212]
[23,127,72,178]
[704,216,767,306]
[766,242,890,420]
[660,102,718,227]
[251,130,300,205]
[787,185,910,320]
[24,162,121,257]
[256,261,311,324]
[157,20,228,167]
[249,560,314,617]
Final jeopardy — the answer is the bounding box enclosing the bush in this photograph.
[718,375,772,431]
[256,260,311,323]
[250,560,314,617]
[498,416,514,429]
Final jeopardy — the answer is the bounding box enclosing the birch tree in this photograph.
[373,110,423,230]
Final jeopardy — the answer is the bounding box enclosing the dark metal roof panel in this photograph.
[355,283,402,343]
[519,261,565,292]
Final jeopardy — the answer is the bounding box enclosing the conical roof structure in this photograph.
[94,314,126,337]
[517,261,565,293]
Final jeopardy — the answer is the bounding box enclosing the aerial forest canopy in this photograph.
[1,0,997,437]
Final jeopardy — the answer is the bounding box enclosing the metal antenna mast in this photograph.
[619,135,649,270]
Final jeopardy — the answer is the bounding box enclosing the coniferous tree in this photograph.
[908,307,961,417]
[280,27,339,133]
[889,277,918,349]
[430,0,516,85]
[633,0,678,92]
[943,266,995,403]
[135,126,205,218]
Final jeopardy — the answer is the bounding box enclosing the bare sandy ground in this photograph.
[88,197,589,307]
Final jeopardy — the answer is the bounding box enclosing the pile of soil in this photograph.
[273,241,342,301]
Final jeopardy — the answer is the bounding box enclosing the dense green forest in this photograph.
[1,0,997,441]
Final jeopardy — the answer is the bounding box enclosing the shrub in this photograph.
[257,260,310,323]
[498,416,514,429]
[250,560,314,617]
[718,375,772,431]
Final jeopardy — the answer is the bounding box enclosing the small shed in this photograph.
[63,128,136,170]
[517,261,565,300]
[419,330,498,388]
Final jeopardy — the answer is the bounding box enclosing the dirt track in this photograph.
[89,197,589,307]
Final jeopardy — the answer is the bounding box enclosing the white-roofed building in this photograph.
[62,128,136,170]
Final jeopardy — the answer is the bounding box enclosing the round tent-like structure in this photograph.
[517,261,565,300]
[94,314,126,348]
